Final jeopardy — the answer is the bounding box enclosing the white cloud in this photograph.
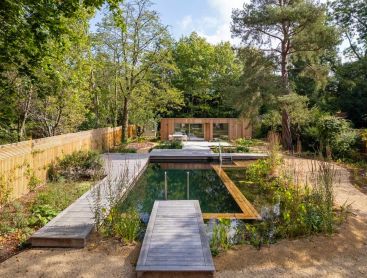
[201,0,246,44]
[177,0,247,44]
[179,15,193,30]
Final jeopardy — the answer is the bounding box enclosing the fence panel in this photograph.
[0,127,122,202]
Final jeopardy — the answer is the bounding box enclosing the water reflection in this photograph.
[117,163,242,215]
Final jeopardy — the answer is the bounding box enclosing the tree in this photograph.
[30,8,93,137]
[94,0,182,141]
[171,32,240,117]
[330,0,367,60]
[0,0,124,142]
[226,47,282,122]
[232,0,339,150]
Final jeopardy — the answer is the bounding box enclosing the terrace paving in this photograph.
[29,153,149,248]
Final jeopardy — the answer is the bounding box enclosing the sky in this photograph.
[90,0,346,54]
[90,0,247,44]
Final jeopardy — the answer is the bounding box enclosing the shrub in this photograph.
[29,204,59,226]
[316,115,357,158]
[155,140,183,149]
[236,158,343,248]
[110,145,137,153]
[101,208,141,244]
[210,218,232,256]
[48,150,103,181]
[0,174,12,207]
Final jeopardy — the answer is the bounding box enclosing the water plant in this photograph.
[229,157,346,249]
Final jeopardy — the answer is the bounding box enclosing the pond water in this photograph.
[225,168,276,213]
[117,163,242,216]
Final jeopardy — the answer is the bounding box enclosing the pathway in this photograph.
[284,156,367,216]
[136,200,215,275]
[29,154,149,248]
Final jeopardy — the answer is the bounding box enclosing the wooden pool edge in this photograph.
[211,164,262,220]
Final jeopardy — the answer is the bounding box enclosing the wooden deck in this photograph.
[211,165,261,220]
[29,154,149,248]
[136,200,215,275]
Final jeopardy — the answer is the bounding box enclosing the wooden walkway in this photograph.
[211,165,261,220]
[29,154,149,248]
[136,200,215,275]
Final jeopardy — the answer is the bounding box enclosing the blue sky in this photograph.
[90,0,345,54]
[90,0,246,44]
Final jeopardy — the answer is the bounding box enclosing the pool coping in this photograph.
[211,164,262,220]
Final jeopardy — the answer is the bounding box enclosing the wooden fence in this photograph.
[0,127,122,202]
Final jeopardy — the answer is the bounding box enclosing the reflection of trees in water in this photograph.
[117,164,242,214]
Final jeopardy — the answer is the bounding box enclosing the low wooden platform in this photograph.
[211,165,261,220]
[29,154,149,248]
[136,200,215,275]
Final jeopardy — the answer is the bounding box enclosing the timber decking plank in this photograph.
[29,154,149,248]
[136,200,215,274]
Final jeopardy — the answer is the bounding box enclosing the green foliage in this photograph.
[0,174,13,207]
[48,150,103,181]
[330,0,367,59]
[170,32,240,117]
[101,208,141,244]
[0,179,90,247]
[25,167,41,192]
[232,0,339,93]
[34,181,91,211]
[235,159,343,248]
[210,218,232,256]
[110,145,137,153]
[314,115,357,158]
[226,48,281,120]
[29,204,59,227]
[155,140,183,149]
[333,57,367,128]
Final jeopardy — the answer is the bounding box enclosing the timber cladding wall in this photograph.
[0,127,122,202]
[160,118,252,141]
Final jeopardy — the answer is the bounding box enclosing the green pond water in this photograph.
[225,168,274,212]
[117,163,242,214]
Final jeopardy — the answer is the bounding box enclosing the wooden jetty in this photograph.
[136,200,215,276]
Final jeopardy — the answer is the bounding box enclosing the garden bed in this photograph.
[0,180,91,262]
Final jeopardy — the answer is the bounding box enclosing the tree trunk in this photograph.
[280,38,292,150]
[121,96,129,142]
[281,109,292,151]
[18,86,33,141]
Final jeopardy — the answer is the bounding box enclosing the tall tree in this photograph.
[172,32,240,117]
[330,0,367,60]
[226,47,282,121]
[94,0,182,141]
[232,0,338,149]
[0,0,124,142]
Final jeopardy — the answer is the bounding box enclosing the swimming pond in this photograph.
[117,163,242,215]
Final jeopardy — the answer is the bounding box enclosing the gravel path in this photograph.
[283,156,367,216]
